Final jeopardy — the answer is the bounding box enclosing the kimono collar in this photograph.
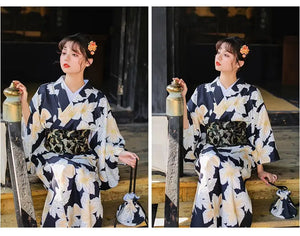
[210,77,245,104]
[217,78,240,97]
[53,75,93,111]
[229,78,245,94]
[210,77,223,104]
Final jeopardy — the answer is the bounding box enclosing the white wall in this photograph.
[152,115,168,173]
[1,122,7,185]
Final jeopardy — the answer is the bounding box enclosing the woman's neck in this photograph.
[64,74,85,92]
[219,72,237,89]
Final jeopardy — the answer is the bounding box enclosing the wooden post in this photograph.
[117,7,126,107]
[152,7,168,113]
[164,80,183,227]
[3,82,37,227]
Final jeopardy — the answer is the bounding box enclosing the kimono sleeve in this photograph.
[183,86,206,162]
[21,86,45,174]
[250,88,280,165]
[93,96,125,190]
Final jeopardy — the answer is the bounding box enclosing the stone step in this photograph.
[152,175,299,204]
[1,176,148,227]
[153,199,299,227]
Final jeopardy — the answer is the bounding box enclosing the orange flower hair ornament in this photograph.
[88,41,97,55]
[240,45,249,58]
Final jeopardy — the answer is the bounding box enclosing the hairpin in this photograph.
[88,41,97,55]
[240,45,249,58]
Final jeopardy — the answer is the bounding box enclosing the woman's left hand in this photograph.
[258,170,278,185]
[118,151,139,168]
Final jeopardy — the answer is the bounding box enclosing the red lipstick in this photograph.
[63,63,70,68]
[216,61,221,66]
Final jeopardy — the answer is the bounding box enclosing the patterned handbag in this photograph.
[269,182,298,219]
[114,159,148,227]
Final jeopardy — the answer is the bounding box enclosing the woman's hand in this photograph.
[12,80,30,125]
[118,150,139,168]
[173,77,187,98]
[13,80,28,105]
[173,77,189,129]
[257,164,277,185]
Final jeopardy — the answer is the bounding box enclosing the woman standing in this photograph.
[175,36,280,227]
[14,33,139,227]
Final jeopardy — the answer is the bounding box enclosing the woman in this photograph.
[175,36,280,227]
[14,33,139,227]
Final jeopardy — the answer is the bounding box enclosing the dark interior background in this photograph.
[152,7,299,113]
[1,7,148,122]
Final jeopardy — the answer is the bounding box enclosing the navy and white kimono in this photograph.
[183,77,280,227]
[22,76,125,227]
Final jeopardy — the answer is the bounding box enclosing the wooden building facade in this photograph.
[1,7,148,122]
[152,7,299,114]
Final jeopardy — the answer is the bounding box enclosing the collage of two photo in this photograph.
[0,6,299,229]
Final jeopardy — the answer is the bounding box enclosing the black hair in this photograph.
[58,33,96,61]
[216,36,249,62]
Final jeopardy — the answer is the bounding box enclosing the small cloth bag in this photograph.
[114,159,148,227]
[269,182,297,219]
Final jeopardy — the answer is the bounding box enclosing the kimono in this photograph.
[22,76,125,227]
[183,77,280,227]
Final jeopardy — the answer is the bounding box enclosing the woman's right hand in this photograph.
[13,80,28,105]
[173,77,187,98]
[12,81,30,125]
[173,78,189,129]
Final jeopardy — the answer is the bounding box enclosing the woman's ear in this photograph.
[237,60,244,68]
[86,58,93,67]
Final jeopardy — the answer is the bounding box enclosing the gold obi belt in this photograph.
[44,129,91,155]
[206,121,248,147]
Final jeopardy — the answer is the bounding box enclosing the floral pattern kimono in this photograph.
[183,77,280,227]
[22,76,125,227]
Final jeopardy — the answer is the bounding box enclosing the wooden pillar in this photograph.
[3,83,37,227]
[152,7,168,113]
[164,80,183,227]
[117,7,126,107]
[152,7,181,114]
[282,36,299,86]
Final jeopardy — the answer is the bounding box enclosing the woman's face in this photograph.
[60,41,89,75]
[215,42,240,73]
